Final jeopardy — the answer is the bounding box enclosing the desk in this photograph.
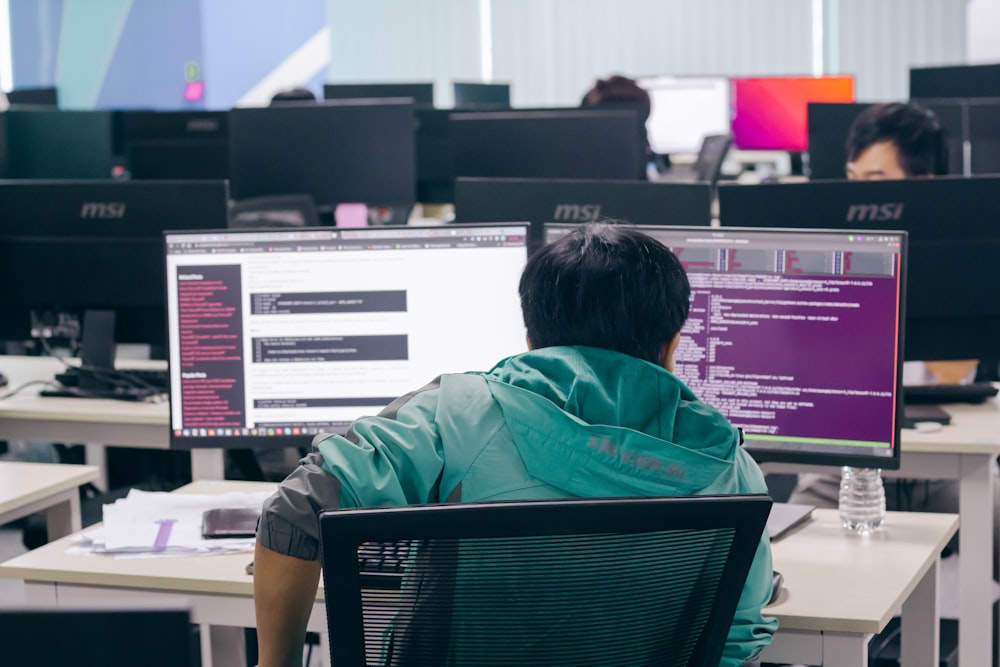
[0,355,224,485]
[764,395,1000,665]
[0,481,958,667]
[760,509,958,666]
[0,461,99,540]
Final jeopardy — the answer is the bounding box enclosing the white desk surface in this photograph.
[901,395,1000,455]
[0,480,278,596]
[0,482,955,635]
[766,508,958,635]
[0,461,99,519]
[0,355,168,446]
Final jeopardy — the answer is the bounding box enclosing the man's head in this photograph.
[519,223,690,368]
[845,102,948,180]
[580,75,651,124]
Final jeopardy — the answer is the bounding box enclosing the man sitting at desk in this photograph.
[253,223,777,667]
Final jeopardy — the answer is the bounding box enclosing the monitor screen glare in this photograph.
[545,224,905,469]
[638,76,731,154]
[166,224,529,448]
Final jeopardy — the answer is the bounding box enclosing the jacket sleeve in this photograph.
[257,379,445,561]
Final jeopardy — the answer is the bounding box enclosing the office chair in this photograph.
[693,133,733,186]
[228,194,320,228]
[320,494,771,667]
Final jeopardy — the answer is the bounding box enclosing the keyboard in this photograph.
[40,366,169,400]
[904,382,998,405]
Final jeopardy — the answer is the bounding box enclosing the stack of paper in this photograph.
[71,489,272,558]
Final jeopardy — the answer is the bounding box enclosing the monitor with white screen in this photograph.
[544,223,906,469]
[637,76,730,154]
[166,224,529,449]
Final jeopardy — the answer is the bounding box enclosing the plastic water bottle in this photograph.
[838,467,885,532]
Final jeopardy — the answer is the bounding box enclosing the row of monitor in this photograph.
[0,103,648,205]
[5,175,998,473]
[324,82,511,108]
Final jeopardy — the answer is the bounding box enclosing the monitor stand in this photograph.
[40,310,159,401]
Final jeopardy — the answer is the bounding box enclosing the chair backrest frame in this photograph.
[320,494,771,667]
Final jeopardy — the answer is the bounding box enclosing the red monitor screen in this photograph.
[731,76,855,152]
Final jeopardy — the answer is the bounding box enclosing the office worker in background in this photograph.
[269,87,317,105]
[791,102,999,575]
[254,223,777,667]
[580,74,668,177]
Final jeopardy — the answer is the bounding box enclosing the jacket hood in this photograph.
[482,346,745,497]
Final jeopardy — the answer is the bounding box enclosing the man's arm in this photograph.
[253,541,322,667]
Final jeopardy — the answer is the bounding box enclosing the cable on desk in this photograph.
[0,380,60,400]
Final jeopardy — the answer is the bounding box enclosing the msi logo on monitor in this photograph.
[553,203,602,222]
[80,202,127,219]
[845,203,904,223]
[186,118,220,133]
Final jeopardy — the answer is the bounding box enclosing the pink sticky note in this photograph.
[184,81,205,102]
[335,203,368,228]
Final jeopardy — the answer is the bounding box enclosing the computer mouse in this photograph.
[769,570,783,605]
[912,421,944,433]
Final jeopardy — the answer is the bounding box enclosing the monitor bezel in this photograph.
[164,222,531,451]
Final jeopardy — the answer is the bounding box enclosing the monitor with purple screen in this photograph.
[165,224,529,450]
[544,223,905,469]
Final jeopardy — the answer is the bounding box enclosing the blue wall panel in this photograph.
[9,0,65,89]
[95,0,203,109]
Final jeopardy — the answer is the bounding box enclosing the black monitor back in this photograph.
[451,109,645,181]
[453,82,511,108]
[454,177,711,251]
[7,86,59,106]
[127,140,230,180]
[324,82,434,105]
[0,180,230,345]
[717,176,1000,361]
[910,63,1000,98]
[968,99,1000,175]
[115,110,228,153]
[415,108,456,203]
[0,605,195,667]
[228,99,416,209]
[5,110,114,178]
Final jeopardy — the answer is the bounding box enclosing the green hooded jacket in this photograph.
[259,346,777,665]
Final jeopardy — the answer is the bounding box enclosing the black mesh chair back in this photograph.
[693,134,733,186]
[320,494,771,667]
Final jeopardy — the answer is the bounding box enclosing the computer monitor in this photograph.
[806,102,871,179]
[453,82,511,108]
[0,605,195,667]
[228,99,417,211]
[967,99,1000,175]
[907,98,966,176]
[7,86,59,107]
[324,82,434,106]
[717,176,1000,362]
[544,222,905,470]
[113,110,230,180]
[910,63,1000,99]
[165,223,529,449]
[637,76,730,154]
[4,110,114,178]
[450,109,646,180]
[454,177,712,251]
[0,180,230,347]
[730,76,856,152]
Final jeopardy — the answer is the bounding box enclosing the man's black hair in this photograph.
[519,222,690,365]
[846,102,949,176]
[270,88,317,105]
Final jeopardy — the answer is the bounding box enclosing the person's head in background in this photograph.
[845,102,948,180]
[519,222,690,371]
[580,75,658,173]
[269,87,317,106]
